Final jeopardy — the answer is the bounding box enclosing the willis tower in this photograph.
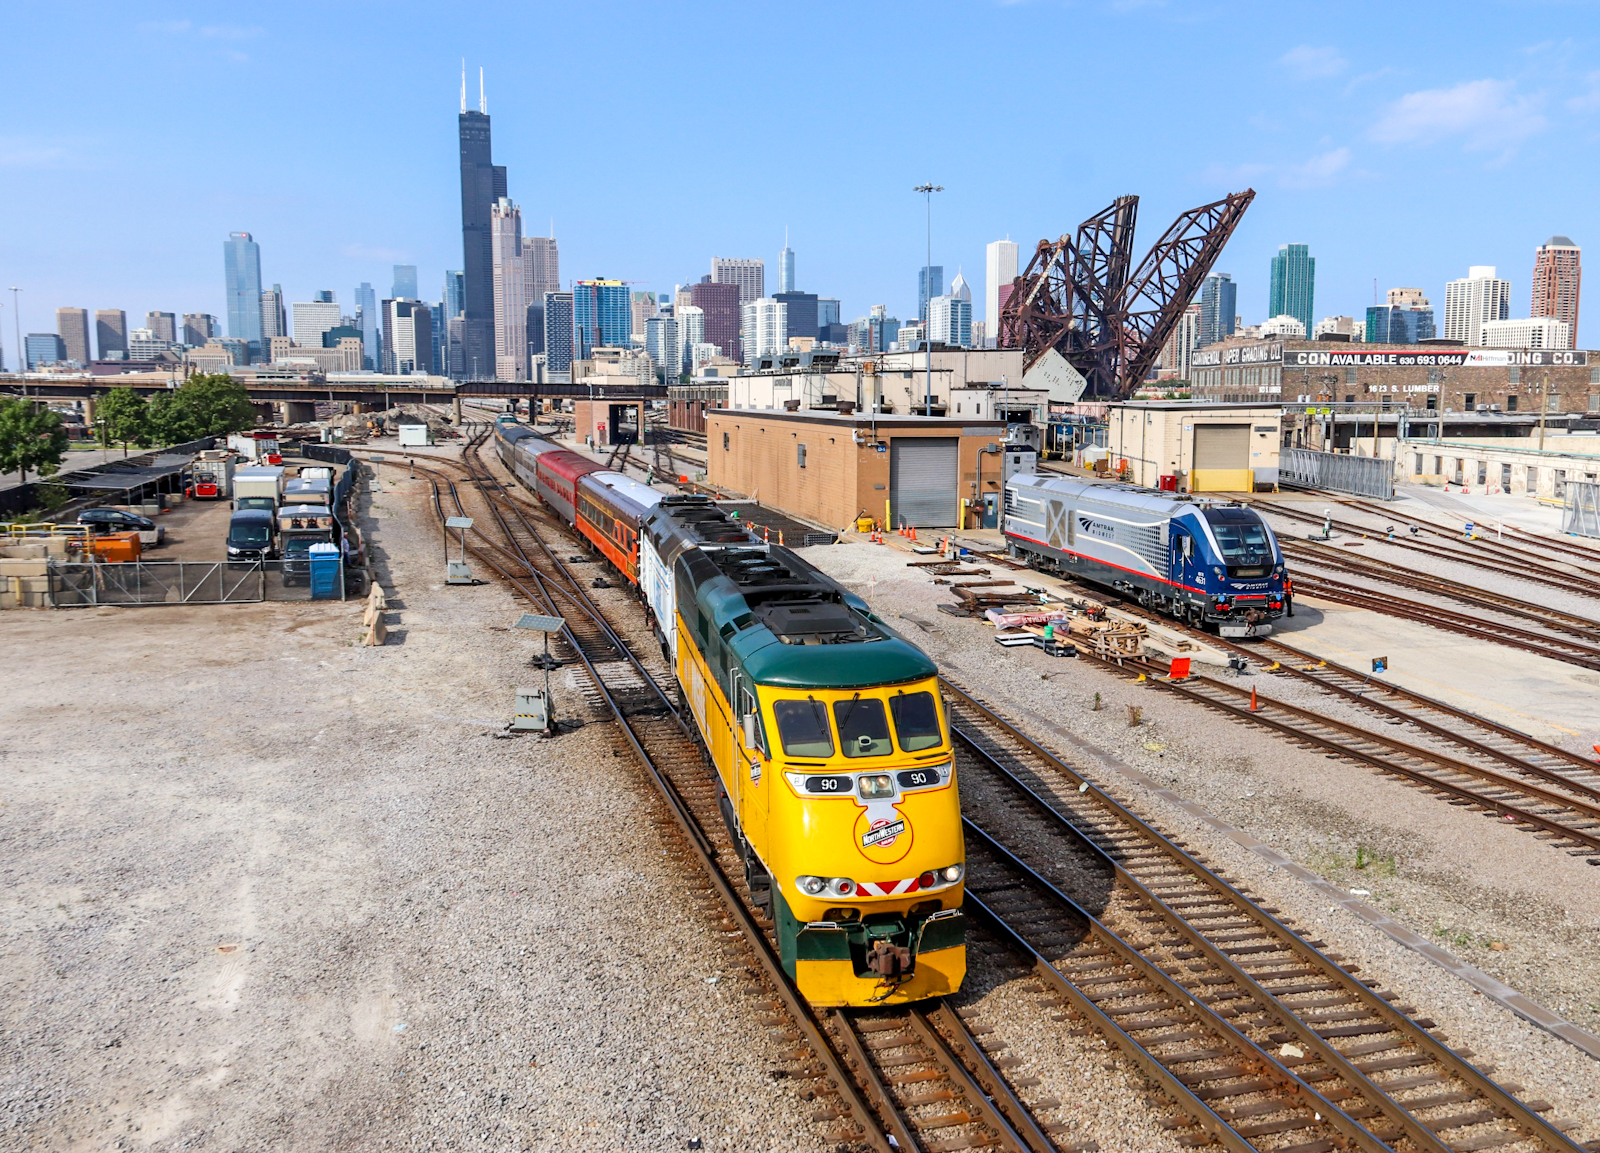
[459,65,503,379]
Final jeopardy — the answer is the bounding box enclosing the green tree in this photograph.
[97,387,150,452]
[0,399,70,485]
[145,373,256,444]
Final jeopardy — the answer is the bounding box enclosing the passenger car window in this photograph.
[889,691,943,752]
[773,699,833,758]
[833,697,892,758]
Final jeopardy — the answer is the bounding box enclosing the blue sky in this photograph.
[3,1,1598,348]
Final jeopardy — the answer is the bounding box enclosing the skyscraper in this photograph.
[223,231,263,354]
[630,292,659,345]
[522,236,559,303]
[740,297,787,363]
[459,66,503,381]
[181,313,217,346]
[645,316,679,383]
[927,294,972,347]
[1531,235,1581,349]
[1197,273,1237,347]
[984,239,1019,347]
[918,265,944,323]
[95,309,128,360]
[676,305,705,370]
[772,292,819,340]
[382,299,434,375]
[261,283,287,345]
[56,307,90,364]
[392,265,419,300]
[711,257,764,305]
[146,311,177,343]
[778,233,796,295]
[690,280,741,361]
[1366,294,1436,344]
[491,197,528,379]
[543,290,574,379]
[1160,304,1202,379]
[26,333,66,369]
[293,295,341,348]
[572,280,630,360]
[1443,266,1511,345]
[356,283,379,370]
[1268,244,1315,337]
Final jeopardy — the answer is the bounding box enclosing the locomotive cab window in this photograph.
[889,690,943,751]
[834,696,892,758]
[774,698,833,758]
[1203,512,1271,575]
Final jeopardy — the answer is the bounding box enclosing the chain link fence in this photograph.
[1279,447,1395,500]
[49,559,347,607]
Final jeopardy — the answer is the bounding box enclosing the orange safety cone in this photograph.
[1250,685,1258,711]
[779,530,785,546]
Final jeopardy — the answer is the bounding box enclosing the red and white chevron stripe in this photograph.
[856,877,923,897]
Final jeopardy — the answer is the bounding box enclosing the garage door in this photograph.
[1192,424,1249,469]
[890,437,959,527]
[1191,424,1252,493]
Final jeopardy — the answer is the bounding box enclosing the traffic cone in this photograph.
[1250,685,1258,711]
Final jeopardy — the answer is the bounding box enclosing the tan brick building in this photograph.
[707,407,1006,529]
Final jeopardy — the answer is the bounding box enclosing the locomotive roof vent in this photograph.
[758,601,870,644]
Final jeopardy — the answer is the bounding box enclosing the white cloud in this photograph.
[1279,45,1347,79]
[1569,71,1600,113]
[1370,79,1546,150]
[0,137,79,169]
[1283,146,1350,188]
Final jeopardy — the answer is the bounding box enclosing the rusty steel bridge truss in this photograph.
[999,189,1255,399]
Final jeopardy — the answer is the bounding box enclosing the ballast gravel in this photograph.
[0,461,836,1152]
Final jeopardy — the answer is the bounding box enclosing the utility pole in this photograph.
[913,183,943,416]
[1538,374,1549,452]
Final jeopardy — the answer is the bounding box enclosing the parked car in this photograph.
[78,507,165,545]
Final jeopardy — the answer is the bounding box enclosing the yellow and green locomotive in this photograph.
[641,496,965,1006]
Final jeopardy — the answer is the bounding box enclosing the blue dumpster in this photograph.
[308,542,341,599]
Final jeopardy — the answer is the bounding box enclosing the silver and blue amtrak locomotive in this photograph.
[1002,474,1288,636]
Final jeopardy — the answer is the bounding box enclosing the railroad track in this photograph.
[1255,501,1600,600]
[1286,571,1600,673]
[1280,540,1600,640]
[373,429,1086,1153]
[1223,635,1600,799]
[944,679,1587,1152]
[1335,498,1600,573]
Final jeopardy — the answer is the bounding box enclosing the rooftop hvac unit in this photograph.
[1490,404,1502,412]
[1476,404,1489,412]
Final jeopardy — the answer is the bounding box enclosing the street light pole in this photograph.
[9,288,21,376]
[913,183,943,416]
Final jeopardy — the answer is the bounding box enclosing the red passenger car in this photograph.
[534,450,603,526]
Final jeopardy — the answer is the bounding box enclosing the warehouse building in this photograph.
[1189,337,1596,416]
[1108,401,1283,492]
[707,406,1008,529]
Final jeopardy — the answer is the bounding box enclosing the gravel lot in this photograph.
[0,461,836,1152]
[803,534,1600,1136]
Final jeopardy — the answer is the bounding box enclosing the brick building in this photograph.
[1189,337,1597,417]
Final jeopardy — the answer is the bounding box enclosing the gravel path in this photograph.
[802,535,1600,1136]
[0,460,835,1152]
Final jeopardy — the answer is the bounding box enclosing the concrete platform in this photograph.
[1270,596,1600,752]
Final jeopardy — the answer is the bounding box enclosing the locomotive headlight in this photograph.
[941,864,964,884]
[796,875,826,896]
[826,877,856,898]
[858,774,894,799]
[1213,566,1225,580]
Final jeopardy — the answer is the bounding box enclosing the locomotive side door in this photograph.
[729,671,770,867]
[1170,526,1197,605]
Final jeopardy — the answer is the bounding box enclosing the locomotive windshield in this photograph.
[833,696,892,758]
[889,691,943,751]
[1203,511,1272,568]
[774,698,834,758]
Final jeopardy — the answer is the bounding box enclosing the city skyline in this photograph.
[3,4,1599,351]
